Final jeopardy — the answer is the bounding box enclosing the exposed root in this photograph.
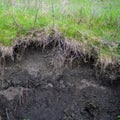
[0,46,14,87]
[5,109,10,120]
[0,57,6,88]
[0,28,119,86]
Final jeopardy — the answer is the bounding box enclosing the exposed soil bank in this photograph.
[0,31,120,120]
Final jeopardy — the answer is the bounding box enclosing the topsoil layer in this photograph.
[0,31,120,120]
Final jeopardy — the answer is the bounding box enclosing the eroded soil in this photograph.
[0,46,120,120]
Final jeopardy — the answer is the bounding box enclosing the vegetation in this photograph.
[117,115,120,120]
[0,0,120,60]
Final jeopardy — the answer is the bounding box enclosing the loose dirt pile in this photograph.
[0,30,120,120]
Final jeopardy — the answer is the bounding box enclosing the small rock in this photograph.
[45,83,53,88]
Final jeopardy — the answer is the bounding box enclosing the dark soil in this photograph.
[0,34,120,120]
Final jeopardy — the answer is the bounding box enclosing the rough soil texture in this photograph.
[0,31,120,120]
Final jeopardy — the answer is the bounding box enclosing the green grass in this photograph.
[0,0,120,59]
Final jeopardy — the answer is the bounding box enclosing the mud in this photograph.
[0,31,120,120]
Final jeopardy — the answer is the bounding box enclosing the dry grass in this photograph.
[0,28,119,89]
[0,28,118,68]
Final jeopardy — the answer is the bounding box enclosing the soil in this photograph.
[0,34,120,120]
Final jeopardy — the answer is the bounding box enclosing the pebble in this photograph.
[45,83,53,88]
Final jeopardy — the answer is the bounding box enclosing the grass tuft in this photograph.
[0,0,120,60]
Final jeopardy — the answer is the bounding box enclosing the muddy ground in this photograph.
[0,38,120,120]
